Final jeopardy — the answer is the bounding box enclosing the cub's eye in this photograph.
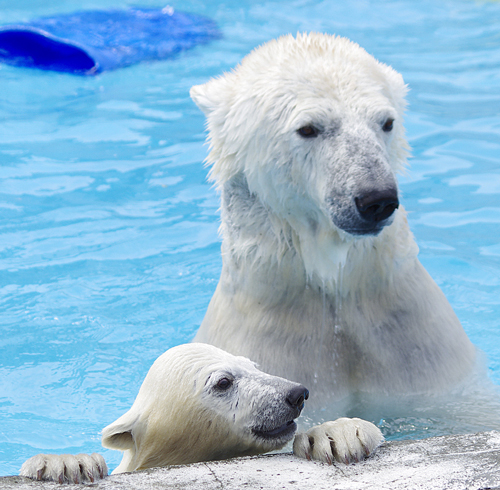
[382,118,394,132]
[216,377,233,390]
[297,125,319,138]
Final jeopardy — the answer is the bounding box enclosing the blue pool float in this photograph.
[0,7,221,74]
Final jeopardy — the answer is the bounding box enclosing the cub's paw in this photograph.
[20,453,107,484]
[293,417,383,465]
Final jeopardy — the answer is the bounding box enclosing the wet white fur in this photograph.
[191,33,476,399]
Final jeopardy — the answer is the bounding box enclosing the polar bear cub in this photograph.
[20,343,383,483]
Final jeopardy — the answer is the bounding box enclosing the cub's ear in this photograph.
[101,413,141,450]
[190,74,232,116]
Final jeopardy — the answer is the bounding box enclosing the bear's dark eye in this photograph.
[297,125,319,138]
[216,377,233,390]
[382,118,394,132]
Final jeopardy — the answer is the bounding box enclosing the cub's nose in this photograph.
[286,385,309,412]
[355,188,399,223]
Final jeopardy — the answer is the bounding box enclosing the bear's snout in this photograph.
[355,188,399,224]
[286,385,309,413]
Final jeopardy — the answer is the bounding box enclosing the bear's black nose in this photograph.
[286,385,309,411]
[355,189,399,223]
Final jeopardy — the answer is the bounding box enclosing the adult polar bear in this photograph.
[191,33,476,400]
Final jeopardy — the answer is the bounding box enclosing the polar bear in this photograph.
[20,343,383,483]
[190,33,476,400]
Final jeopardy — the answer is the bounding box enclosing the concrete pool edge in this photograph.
[2,431,499,490]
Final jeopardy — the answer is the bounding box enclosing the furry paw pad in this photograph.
[293,417,383,464]
[20,453,107,484]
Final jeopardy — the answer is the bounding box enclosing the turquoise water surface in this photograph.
[1,0,500,476]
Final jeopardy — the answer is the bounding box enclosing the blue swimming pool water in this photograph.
[1,0,500,476]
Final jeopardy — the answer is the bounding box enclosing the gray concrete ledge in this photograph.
[2,431,500,490]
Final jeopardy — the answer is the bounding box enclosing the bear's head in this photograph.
[102,343,308,471]
[191,33,411,279]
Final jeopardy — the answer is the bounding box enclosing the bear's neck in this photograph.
[218,174,416,305]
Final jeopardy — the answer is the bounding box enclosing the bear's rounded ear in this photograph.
[101,414,140,450]
[190,75,231,116]
[102,428,133,450]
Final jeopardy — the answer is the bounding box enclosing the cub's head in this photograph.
[102,343,308,471]
[191,33,409,245]
[199,347,309,453]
